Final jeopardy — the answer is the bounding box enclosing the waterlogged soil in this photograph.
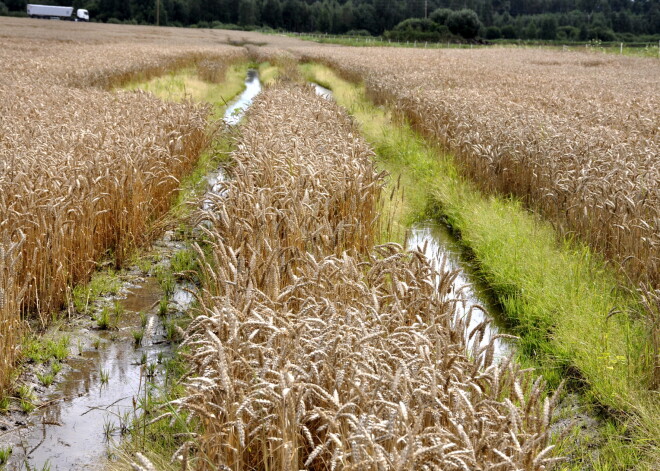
[0,69,264,470]
[1,248,196,470]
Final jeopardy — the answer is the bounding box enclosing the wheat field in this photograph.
[0,27,246,392]
[295,46,660,290]
[2,18,658,469]
[166,83,560,470]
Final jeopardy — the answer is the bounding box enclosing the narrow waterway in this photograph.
[1,70,263,471]
[223,69,261,126]
[310,83,510,358]
[405,222,510,357]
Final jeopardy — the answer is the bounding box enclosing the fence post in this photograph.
[620,42,623,54]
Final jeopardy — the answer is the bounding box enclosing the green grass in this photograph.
[258,61,280,86]
[22,335,70,364]
[0,446,11,465]
[292,33,660,58]
[72,270,122,314]
[300,63,659,470]
[170,246,198,278]
[124,62,251,120]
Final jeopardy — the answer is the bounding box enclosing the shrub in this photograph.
[446,9,481,39]
[485,25,501,39]
[429,8,452,26]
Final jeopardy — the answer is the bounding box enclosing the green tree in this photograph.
[238,0,258,25]
[446,8,481,38]
[429,7,452,25]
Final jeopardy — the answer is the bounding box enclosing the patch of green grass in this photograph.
[258,61,280,86]
[132,329,144,346]
[301,63,659,470]
[170,247,198,279]
[100,369,110,385]
[154,266,175,297]
[22,335,70,364]
[95,306,111,330]
[0,446,11,465]
[124,62,250,120]
[0,396,9,414]
[37,372,54,387]
[72,270,122,314]
[50,361,62,376]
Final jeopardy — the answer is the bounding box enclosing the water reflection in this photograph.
[406,221,510,358]
[8,279,170,470]
[223,69,261,126]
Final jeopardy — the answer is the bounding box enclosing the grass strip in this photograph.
[300,62,659,470]
[105,65,249,470]
[124,62,251,120]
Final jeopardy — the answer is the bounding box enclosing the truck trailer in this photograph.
[27,4,89,21]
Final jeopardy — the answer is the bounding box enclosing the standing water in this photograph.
[5,278,171,470]
[406,221,510,357]
[310,83,510,358]
[223,69,262,126]
[1,70,263,470]
[205,69,262,203]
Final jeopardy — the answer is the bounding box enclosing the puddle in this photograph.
[4,278,172,470]
[0,69,265,471]
[406,221,511,357]
[202,69,262,211]
[223,69,261,126]
[312,82,333,100]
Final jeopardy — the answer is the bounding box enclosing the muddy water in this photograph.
[312,83,333,100]
[6,278,173,470]
[3,71,265,471]
[204,69,262,208]
[223,69,261,126]
[406,221,510,357]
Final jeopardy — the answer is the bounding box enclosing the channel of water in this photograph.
[309,82,510,357]
[1,71,263,471]
[3,73,508,470]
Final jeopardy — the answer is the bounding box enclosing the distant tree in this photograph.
[538,15,557,39]
[238,0,258,26]
[446,8,481,38]
[429,7,452,25]
[0,1,8,15]
[484,25,501,38]
[501,24,516,38]
[261,0,282,27]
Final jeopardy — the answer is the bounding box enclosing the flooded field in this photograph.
[0,69,265,471]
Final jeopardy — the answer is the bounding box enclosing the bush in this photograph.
[0,2,8,16]
[588,26,617,42]
[484,26,501,39]
[429,8,452,26]
[557,25,580,41]
[446,9,481,39]
[385,19,453,42]
[345,29,371,37]
[501,24,516,39]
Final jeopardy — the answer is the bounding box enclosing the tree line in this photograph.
[2,0,659,41]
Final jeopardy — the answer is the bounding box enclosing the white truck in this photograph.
[27,4,90,21]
